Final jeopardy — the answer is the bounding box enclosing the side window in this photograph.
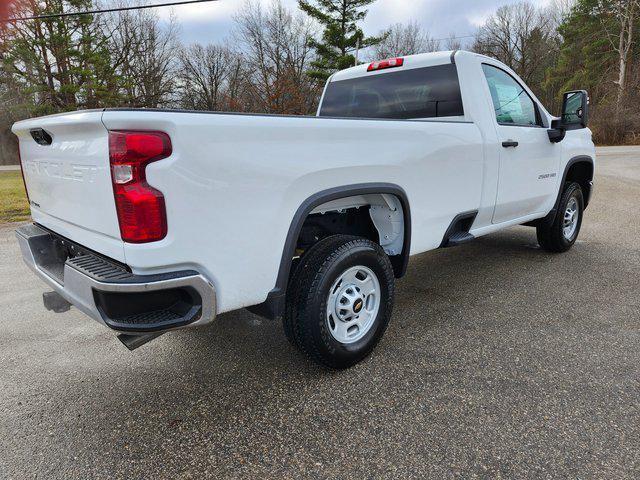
[482,64,540,127]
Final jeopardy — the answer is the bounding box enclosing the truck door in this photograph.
[481,64,560,224]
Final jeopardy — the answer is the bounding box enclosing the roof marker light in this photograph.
[367,57,404,72]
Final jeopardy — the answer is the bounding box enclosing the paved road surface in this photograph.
[1,146,639,478]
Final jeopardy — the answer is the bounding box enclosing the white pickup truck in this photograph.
[13,51,595,368]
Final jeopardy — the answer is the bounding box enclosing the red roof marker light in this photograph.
[367,57,404,72]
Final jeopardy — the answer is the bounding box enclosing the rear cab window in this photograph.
[319,64,464,120]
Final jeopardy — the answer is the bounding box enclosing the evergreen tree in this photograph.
[298,0,382,80]
[544,0,616,107]
[544,0,640,143]
[1,0,120,114]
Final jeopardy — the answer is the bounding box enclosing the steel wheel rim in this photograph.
[326,265,381,344]
[563,197,579,240]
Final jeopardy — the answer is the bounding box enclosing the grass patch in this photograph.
[0,171,31,223]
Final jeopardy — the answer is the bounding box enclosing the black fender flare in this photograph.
[248,183,412,320]
[532,155,594,228]
[555,155,595,210]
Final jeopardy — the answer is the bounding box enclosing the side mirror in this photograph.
[548,90,589,143]
[560,90,589,129]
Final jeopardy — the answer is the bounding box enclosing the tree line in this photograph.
[0,0,638,164]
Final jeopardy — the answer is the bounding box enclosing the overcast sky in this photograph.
[159,0,554,47]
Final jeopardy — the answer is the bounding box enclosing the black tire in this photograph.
[284,235,395,369]
[537,182,584,253]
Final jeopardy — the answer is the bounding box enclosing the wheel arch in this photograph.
[248,183,411,320]
[562,155,594,208]
[529,155,594,229]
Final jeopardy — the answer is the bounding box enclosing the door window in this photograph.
[482,64,540,127]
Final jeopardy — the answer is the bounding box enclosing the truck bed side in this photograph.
[101,110,484,312]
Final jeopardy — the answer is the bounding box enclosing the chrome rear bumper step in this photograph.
[16,224,217,334]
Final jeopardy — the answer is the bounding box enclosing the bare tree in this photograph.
[473,2,559,87]
[224,53,251,111]
[444,34,463,51]
[233,0,321,114]
[595,0,639,116]
[547,0,577,28]
[177,43,245,111]
[372,21,440,59]
[108,8,180,108]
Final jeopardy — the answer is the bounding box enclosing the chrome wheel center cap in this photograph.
[334,284,363,322]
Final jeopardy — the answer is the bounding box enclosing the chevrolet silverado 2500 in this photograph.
[13,51,595,368]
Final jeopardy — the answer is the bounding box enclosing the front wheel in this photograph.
[537,182,584,253]
[284,235,395,369]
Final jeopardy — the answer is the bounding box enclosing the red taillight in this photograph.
[367,57,404,72]
[109,130,171,243]
[17,145,30,203]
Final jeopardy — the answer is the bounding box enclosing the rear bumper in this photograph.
[16,223,216,333]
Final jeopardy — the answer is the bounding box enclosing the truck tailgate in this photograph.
[12,111,125,262]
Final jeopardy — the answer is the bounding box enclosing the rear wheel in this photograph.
[284,235,395,369]
[537,182,584,253]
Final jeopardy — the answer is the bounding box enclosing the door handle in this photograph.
[502,140,519,148]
